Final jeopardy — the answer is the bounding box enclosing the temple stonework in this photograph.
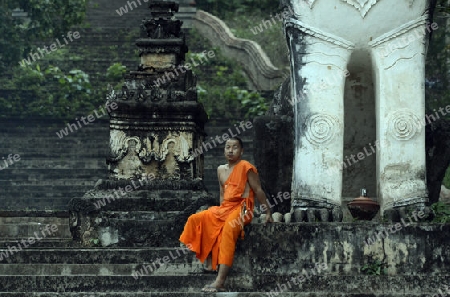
[69,1,212,247]
[276,0,433,221]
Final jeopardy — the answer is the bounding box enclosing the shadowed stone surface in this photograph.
[426,119,450,205]
[0,223,448,295]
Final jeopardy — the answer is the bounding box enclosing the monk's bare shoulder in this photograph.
[217,164,227,172]
[217,165,227,185]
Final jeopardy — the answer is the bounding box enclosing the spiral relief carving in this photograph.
[387,109,422,140]
[305,114,339,145]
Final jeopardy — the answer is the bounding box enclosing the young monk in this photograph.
[179,136,274,292]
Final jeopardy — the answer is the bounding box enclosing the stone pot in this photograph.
[347,195,380,221]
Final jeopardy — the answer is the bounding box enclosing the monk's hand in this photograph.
[264,213,274,225]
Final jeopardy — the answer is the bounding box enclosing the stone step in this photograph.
[0,134,251,142]
[0,247,195,264]
[0,275,447,294]
[0,239,75,249]
[0,184,99,191]
[0,263,204,276]
[0,191,91,199]
[73,192,211,211]
[0,216,68,224]
[0,131,108,136]
[0,143,106,149]
[0,293,442,297]
[0,124,109,133]
[0,127,108,134]
[0,193,83,199]
[0,148,107,155]
[0,199,80,211]
[0,219,70,238]
[2,180,100,186]
[0,121,251,133]
[0,169,106,179]
[0,135,252,145]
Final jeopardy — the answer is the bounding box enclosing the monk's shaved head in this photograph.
[227,137,243,149]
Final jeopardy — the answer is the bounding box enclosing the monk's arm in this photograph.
[217,166,224,205]
[247,170,273,222]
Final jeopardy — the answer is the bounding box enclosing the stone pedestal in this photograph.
[69,1,213,246]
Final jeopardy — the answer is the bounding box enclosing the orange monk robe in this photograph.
[179,160,256,270]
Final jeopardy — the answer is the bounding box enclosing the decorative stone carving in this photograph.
[303,0,318,9]
[340,0,379,17]
[305,114,340,145]
[139,134,161,161]
[109,130,128,162]
[369,16,427,70]
[285,18,355,50]
[301,0,380,16]
[387,109,422,140]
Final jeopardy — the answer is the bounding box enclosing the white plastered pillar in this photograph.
[286,19,355,209]
[369,16,429,213]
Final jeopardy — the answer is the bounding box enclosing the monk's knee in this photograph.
[187,210,207,224]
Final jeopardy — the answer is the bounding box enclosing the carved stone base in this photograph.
[382,202,433,222]
[293,199,344,222]
[292,207,343,222]
[68,179,215,247]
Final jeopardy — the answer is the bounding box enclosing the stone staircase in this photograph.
[1,119,449,296]
[0,118,253,210]
[0,119,109,211]
[0,221,448,296]
[86,0,196,29]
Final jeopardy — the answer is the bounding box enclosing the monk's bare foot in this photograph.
[201,282,226,292]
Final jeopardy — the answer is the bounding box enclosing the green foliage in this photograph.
[0,56,129,118]
[89,238,101,247]
[431,201,450,223]
[106,62,127,89]
[425,0,450,114]
[443,166,450,189]
[224,11,290,70]
[361,259,387,276]
[224,87,268,119]
[193,1,290,74]
[197,84,268,120]
[0,0,89,71]
[1,63,97,117]
[195,0,279,18]
[186,29,269,119]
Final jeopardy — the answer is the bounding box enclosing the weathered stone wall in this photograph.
[228,222,450,294]
[0,221,447,295]
[237,222,450,276]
